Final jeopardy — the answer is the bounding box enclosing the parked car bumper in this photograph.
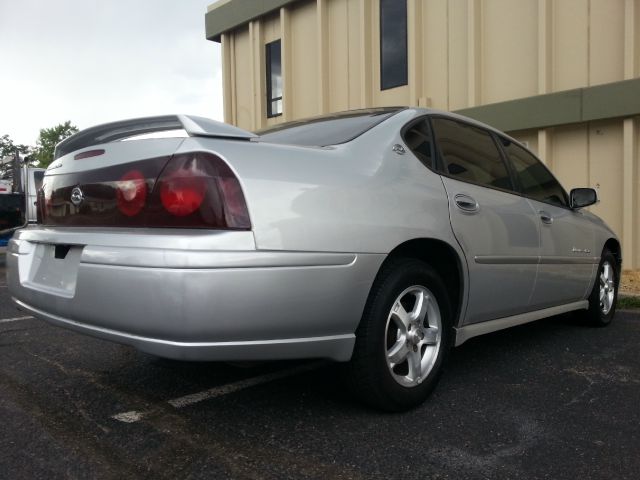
[6,228,384,361]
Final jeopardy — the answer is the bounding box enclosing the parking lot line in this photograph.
[112,361,325,423]
[168,361,324,408]
[0,316,33,324]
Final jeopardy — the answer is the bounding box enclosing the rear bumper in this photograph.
[7,228,384,361]
[13,298,357,361]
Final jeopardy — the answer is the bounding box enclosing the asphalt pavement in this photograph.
[1,261,639,480]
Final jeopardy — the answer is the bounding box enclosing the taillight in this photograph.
[37,183,52,224]
[36,188,45,224]
[218,176,251,228]
[116,170,147,217]
[159,170,207,217]
[39,151,251,230]
[150,152,251,229]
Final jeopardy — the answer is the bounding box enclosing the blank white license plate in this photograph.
[23,243,83,297]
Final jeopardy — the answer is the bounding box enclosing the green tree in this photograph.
[33,121,79,168]
[0,134,30,158]
[0,134,31,178]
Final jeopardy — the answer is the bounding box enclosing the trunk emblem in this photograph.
[70,187,84,206]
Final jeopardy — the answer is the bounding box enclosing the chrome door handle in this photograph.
[539,211,553,224]
[454,194,479,213]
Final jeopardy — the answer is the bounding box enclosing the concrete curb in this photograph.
[619,292,640,298]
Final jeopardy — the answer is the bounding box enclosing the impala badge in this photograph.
[572,247,591,254]
[70,187,84,206]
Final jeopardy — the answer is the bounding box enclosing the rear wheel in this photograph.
[346,258,452,411]
[582,249,618,326]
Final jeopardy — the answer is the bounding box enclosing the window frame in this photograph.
[265,39,283,119]
[379,0,408,91]
[427,115,517,195]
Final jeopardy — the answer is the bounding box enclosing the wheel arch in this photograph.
[374,238,466,328]
[603,237,622,277]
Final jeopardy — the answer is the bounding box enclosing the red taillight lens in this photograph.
[74,149,105,160]
[159,174,207,217]
[151,151,251,229]
[116,170,147,217]
[218,176,251,228]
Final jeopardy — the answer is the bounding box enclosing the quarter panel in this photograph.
[180,110,459,255]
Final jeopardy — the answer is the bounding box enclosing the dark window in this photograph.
[380,0,408,90]
[431,118,513,191]
[33,171,44,192]
[266,40,282,118]
[256,107,403,146]
[403,119,434,169]
[501,139,568,207]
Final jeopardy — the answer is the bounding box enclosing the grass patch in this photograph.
[618,295,640,310]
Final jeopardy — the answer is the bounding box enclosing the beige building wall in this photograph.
[210,0,640,268]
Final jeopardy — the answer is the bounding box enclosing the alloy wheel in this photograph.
[600,261,615,315]
[384,285,442,387]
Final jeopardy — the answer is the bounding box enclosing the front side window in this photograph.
[501,139,568,207]
[431,118,513,191]
[380,0,408,90]
[266,39,282,118]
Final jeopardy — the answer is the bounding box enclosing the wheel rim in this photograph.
[599,261,615,315]
[384,285,442,387]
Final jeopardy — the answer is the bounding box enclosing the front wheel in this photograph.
[582,249,618,326]
[345,258,453,412]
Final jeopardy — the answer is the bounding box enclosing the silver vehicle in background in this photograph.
[6,108,620,411]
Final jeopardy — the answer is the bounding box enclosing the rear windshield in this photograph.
[255,108,404,147]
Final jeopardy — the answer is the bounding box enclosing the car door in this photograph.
[499,138,597,307]
[430,117,540,325]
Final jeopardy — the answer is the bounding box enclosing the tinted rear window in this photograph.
[255,108,403,147]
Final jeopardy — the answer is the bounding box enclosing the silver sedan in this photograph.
[6,108,620,410]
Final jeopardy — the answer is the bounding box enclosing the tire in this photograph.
[582,248,618,327]
[345,257,453,412]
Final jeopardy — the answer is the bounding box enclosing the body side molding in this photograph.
[474,256,600,265]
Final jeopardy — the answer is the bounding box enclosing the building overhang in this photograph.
[456,78,640,132]
[206,0,301,42]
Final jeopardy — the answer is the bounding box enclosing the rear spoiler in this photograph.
[54,114,257,159]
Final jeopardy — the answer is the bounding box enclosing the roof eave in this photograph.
[205,0,302,42]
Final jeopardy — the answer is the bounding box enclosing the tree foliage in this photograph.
[0,134,31,178]
[0,134,30,159]
[33,121,79,168]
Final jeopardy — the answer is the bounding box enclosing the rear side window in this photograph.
[431,118,513,191]
[403,119,434,169]
[501,139,568,207]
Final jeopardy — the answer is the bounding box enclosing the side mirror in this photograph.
[570,188,598,209]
